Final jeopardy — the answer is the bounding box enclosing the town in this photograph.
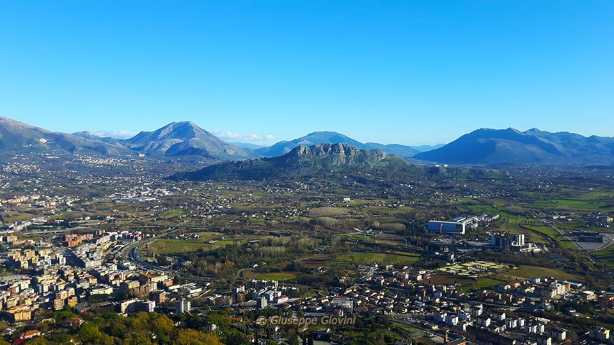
[1,154,614,345]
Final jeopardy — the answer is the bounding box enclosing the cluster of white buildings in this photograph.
[427,214,500,235]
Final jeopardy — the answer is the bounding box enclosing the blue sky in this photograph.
[1,1,613,145]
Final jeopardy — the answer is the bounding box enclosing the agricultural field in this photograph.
[159,208,187,219]
[335,251,421,266]
[593,245,614,269]
[454,277,507,292]
[523,225,578,250]
[530,192,614,212]
[251,272,298,281]
[308,207,350,217]
[493,265,580,282]
[144,238,236,255]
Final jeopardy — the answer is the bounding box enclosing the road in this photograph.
[115,227,214,284]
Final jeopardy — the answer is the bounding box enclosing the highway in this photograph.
[114,227,213,284]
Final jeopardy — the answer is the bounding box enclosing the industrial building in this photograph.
[489,233,525,249]
[427,217,478,235]
[427,220,466,235]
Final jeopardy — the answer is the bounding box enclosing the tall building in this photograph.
[177,298,191,315]
[514,234,525,247]
[489,233,526,250]
[257,296,268,309]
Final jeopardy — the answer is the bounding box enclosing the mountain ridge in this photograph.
[254,131,432,158]
[415,128,614,165]
[2,116,613,166]
[171,143,414,181]
[123,121,252,160]
[0,117,131,157]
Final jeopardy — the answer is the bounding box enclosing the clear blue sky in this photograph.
[1,1,613,145]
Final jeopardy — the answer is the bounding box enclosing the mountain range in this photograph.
[123,121,252,160]
[414,128,614,166]
[2,116,614,166]
[0,117,130,157]
[171,143,413,181]
[254,131,436,158]
[0,117,437,162]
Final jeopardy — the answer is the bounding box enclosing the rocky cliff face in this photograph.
[170,143,408,181]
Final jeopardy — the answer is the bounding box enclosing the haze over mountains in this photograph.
[1,116,614,166]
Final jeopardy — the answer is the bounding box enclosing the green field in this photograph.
[391,322,427,340]
[530,191,614,211]
[593,245,614,269]
[336,232,404,246]
[252,272,298,281]
[194,232,224,240]
[336,251,420,266]
[308,207,350,217]
[159,208,187,219]
[532,199,606,211]
[146,238,235,255]
[473,277,505,289]
[494,265,579,282]
[455,277,506,292]
[523,225,577,250]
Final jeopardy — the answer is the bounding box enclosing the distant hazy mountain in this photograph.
[230,142,265,150]
[7,116,610,167]
[254,131,428,158]
[409,144,444,152]
[124,122,252,160]
[0,117,254,161]
[415,128,614,166]
[362,143,420,157]
[0,117,130,156]
[171,143,414,181]
[72,131,126,145]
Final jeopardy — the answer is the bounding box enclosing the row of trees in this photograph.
[12,312,222,345]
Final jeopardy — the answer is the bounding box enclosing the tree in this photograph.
[174,329,222,345]
[152,314,175,343]
[287,331,299,345]
[224,331,250,345]
[79,322,113,345]
[123,332,154,345]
